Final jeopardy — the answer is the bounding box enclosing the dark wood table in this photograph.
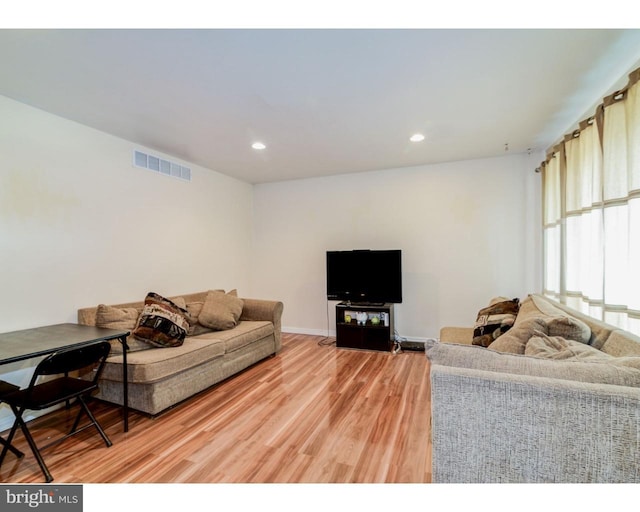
[0,323,130,432]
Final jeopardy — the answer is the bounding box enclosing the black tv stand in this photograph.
[335,302,394,352]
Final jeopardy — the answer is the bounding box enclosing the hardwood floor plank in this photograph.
[0,333,432,483]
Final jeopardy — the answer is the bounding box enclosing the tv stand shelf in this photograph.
[335,302,394,352]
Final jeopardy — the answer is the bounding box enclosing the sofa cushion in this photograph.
[199,290,244,331]
[133,292,191,348]
[440,326,474,345]
[197,321,274,353]
[472,298,520,347]
[102,337,225,383]
[600,329,640,357]
[95,304,151,354]
[425,339,640,387]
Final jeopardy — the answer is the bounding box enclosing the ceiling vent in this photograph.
[133,150,191,182]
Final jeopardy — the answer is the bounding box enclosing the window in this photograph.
[542,67,640,335]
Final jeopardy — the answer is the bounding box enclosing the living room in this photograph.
[2,4,640,509]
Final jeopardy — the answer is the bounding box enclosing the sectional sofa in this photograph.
[428,294,640,483]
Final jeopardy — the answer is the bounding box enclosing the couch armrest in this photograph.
[439,326,473,344]
[240,298,284,352]
[430,364,640,483]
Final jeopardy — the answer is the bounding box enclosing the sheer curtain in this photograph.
[563,114,604,319]
[542,145,563,299]
[542,68,640,336]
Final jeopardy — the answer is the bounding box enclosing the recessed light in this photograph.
[410,133,425,142]
[252,142,266,150]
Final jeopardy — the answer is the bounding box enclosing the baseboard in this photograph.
[283,327,334,337]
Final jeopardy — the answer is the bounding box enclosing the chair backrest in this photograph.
[29,341,112,387]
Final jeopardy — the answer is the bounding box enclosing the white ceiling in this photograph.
[1,28,640,184]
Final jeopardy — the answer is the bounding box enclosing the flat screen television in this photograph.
[326,249,402,304]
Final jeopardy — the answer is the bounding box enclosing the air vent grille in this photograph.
[133,150,191,182]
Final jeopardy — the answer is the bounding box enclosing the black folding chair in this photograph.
[0,381,24,459]
[0,341,113,482]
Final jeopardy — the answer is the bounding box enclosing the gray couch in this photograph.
[428,294,640,483]
[78,291,283,416]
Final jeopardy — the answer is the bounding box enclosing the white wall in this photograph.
[251,153,542,340]
[0,93,543,432]
[0,95,254,428]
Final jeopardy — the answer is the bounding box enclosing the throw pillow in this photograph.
[174,290,224,336]
[95,304,151,354]
[529,295,592,344]
[546,316,591,344]
[181,300,214,336]
[472,298,520,348]
[170,296,195,324]
[133,292,191,348]
[198,290,244,331]
[488,316,548,355]
[95,303,139,330]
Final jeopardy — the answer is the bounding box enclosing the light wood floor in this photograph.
[0,333,432,483]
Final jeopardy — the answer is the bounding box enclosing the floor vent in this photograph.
[133,150,191,182]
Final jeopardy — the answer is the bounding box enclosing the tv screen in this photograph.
[326,249,402,304]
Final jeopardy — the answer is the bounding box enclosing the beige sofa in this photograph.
[78,291,283,416]
[428,294,640,483]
